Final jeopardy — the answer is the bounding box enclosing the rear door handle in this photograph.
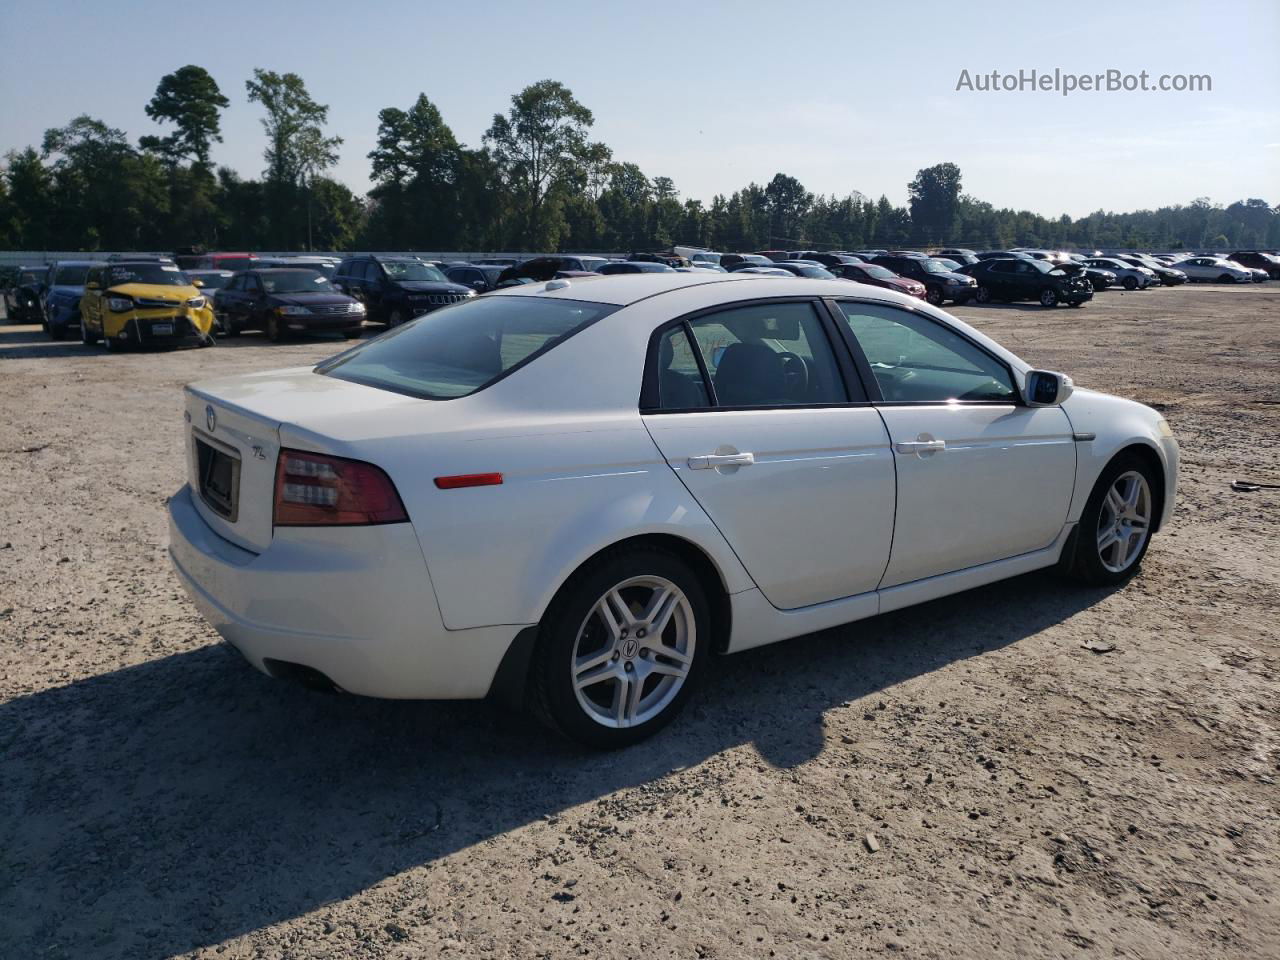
[688,452,756,470]
[894,440,946,454]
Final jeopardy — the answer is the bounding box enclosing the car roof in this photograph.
[487,271,861,306]
[51,260,100,268]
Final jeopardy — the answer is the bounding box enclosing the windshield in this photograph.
[861,265,897,280]
[933,258,962,271]
[105,263,189,287]
[260,270,335,294]
[54,265,91,285]
[919,259,953,275]
[320,295,618,400]
[216,257,254,271]
[381,260,447,283]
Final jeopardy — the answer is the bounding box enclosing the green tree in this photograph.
[907,162,963,243]
[245,69,342,248]
[764,173,812,246]
[367,93,463,248]
[484,80,594,248]
[140,66,229,168]
[2,148,56,248]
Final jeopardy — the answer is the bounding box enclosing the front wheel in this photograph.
[1123,276,1138,290]
[387,308,406,328]
[266,315,284,343]
[924,286,943,306]
[975,285,992,304]
[1039,287,1059,307]
[1068,454,1158,586]
[531,546,710,748]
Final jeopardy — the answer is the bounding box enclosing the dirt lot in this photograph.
[1,284,1278,959]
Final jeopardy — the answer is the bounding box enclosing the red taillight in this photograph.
[433,473,503,490]
[273,449,408,527]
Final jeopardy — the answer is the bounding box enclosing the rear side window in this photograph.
[320,295,618,400]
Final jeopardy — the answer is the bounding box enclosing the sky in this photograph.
[3,0,1277,220]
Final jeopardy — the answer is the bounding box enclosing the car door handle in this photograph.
[894,440,946,454]
[688,452,756,470]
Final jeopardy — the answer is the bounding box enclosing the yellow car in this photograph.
[80,259,215,350]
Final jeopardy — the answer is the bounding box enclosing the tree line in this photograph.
[1,66,1277,254]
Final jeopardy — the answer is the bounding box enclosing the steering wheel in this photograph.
[777,352,810,398]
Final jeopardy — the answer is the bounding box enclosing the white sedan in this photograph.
[1173,256,1256,284]
[168,273,1178,747]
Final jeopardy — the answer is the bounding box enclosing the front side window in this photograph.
[677,302,848,408]
[320,295,617,400]
[836,302,1016,403]
[54,265,90,285]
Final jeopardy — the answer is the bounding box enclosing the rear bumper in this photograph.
[167,484,523,699]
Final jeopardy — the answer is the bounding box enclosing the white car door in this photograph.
[831,300,1076,588]
[641,299,897,610]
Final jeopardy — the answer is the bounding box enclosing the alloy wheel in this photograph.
[1096,470,1152,574]
[571,575,696,729]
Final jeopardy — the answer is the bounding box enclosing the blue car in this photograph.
[42,260,100,341]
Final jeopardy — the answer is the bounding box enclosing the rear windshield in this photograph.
[320,295,617,400]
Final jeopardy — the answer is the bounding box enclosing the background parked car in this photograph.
[719,254,774,269]
[870,254,977,305]
[1229,251,1280,279]
[216,268,366,341]
[41,260,97,340]
[962,257,1093,307]
[3,265,48,324]
[732,266,793,276]
[79,260,214,350]
[935,248,980,265]
[1083,257,1158,290]
[827,262,927,298]
[1115,255,1188,286]
[445,263,507,292]
[976,250,1033,262]
[494,257,609,284]
[335,255,475,327]
[183,252,258,272]
[1167,256,1254,284]
[253,256,340,280]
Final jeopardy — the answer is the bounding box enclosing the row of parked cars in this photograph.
[5,244,1277,346]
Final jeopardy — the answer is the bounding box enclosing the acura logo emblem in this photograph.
[622,639,639,659]
[205,405,217,432]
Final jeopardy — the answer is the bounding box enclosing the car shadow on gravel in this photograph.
[0,569,1114,957]
[0,327,88,359]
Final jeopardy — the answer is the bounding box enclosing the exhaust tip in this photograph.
[262,658,341,694]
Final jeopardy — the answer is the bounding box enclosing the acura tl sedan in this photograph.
[168,273,1178,747]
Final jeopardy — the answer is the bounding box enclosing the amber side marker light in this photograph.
[434,473,504,490]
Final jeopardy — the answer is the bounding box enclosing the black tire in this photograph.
[48,321,65,341]
[974,286,992,304]
[1217,274,1233,284]
[1039,287,1059,308]
[530,545,712,748]
[924,286,943,306]
[1067,452,1159,587]
[266,315,284,343]
[342,329,362,340]
[1123,276,1138,291]
[81,316,100,346]
[1068,301,1082,308]
[387,308,406,328]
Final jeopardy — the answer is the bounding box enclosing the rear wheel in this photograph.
[531,546,710,748]
[1123,276,1138,290]
[1217,274,1234,284]
[1068,453,1158,586]
[1039,287,1059,307]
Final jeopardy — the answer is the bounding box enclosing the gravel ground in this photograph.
[1,284,1277,959]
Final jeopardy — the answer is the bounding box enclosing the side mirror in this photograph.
[471,280,486,291]
[1023,370,1073,406]
[192,279,205,288]
[86,282,100,290]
